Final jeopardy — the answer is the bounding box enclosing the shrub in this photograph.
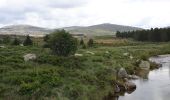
[23,35,33,46]
[47,30,78,56]
[87,38,94,47]
[12,38,21,45]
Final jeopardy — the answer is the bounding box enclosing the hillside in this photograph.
[63,23,143,36]
[0,23,142,37]
[0,25,52,37]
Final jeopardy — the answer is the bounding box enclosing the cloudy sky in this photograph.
[0,0,170,29]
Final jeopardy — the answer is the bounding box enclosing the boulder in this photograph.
[118,68,128,78]
[139,60,150,70]
[114,84,120,93]
[23,53,36,61]
[0,46,5,48]
[124,81,136,92]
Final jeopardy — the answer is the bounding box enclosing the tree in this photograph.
[3,36,11,44]
[48,29,78,56]
[12,38,21,45]
[44,34,49,42]
[23,35,33,46]
[87,38,94,47]
[80,38,84,45]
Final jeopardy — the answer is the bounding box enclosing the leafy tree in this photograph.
[3,36,11,44]
[87,38,94,47]
[80,38,84,46]
[44,34,49,42]
[12,38,21,45]
[23,35,33,46]
[48,29,78,56]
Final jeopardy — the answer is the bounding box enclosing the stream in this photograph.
[118,55,170,100]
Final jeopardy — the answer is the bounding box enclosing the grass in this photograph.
[0,40,170,100]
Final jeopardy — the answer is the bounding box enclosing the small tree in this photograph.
[23,35,33,46]
[48,29,78,56]
[12,38,21,45]
[80,38,84,45]
[44,34,49,42]
[3,36,11,44]
[87,38,94,47]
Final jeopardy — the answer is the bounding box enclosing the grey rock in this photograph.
[23,53,36,61]
[118,68,128,78]
[74,53,83,57]
[124,81,136,91]
[139,60,150,70]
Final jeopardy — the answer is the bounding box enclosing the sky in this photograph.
[0,0,170,29]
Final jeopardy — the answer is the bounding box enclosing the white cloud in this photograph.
[0,0,170,28]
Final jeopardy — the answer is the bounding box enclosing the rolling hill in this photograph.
[0,23,142,37]
[63,23,143,36]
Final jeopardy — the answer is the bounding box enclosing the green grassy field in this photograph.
[0,40,170,100]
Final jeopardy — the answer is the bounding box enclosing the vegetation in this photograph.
[1,33,170,100]
[12,38,21,45]
[2,36,11,44]
[88,38,94,47]
[116,28,170,42]
[23,35,33,46]
[47,29,78,56]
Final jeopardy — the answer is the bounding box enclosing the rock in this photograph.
[124,81,136,92]
[123,53,129,56]
[128,75,139,79]
[0,46,5,48]
[118,68,128,78]
[114,84,120,93]
[105,51,109,54]
[86,51,95,55]
[129,55,134,59]
[74,53,83,57]
[23,53,36,61]
[139,60,150,70]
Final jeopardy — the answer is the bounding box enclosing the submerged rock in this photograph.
[139,60,150,70]
[23,53,36,61]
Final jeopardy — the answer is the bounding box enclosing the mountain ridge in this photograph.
[0,23,143,37]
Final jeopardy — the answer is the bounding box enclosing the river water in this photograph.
[119,55,170,100]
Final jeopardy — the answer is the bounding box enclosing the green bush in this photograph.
[47,30,78,56]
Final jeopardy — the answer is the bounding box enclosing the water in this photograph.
[119,55,170,100]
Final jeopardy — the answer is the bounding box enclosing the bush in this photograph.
[87,39,94,47]
[12,38,21,45]
[23,35,33,46]
[47,30,78,56]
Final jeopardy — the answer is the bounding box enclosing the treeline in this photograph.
[116,28,170,42]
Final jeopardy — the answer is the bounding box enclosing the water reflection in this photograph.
[116,55,170,100]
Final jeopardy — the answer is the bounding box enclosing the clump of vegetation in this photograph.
[12,38,21,45]
[116,28,170,42]
[2,36,11,44]
[47,29,78,56]
[87,38,94,47]
[1,34,170,100]
[23,35,33,46]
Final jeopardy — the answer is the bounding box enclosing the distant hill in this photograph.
[0,23,142,37]
[63,23,143,36]
[0,25,52,37]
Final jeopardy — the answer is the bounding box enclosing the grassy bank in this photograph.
[0,41,170,100]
